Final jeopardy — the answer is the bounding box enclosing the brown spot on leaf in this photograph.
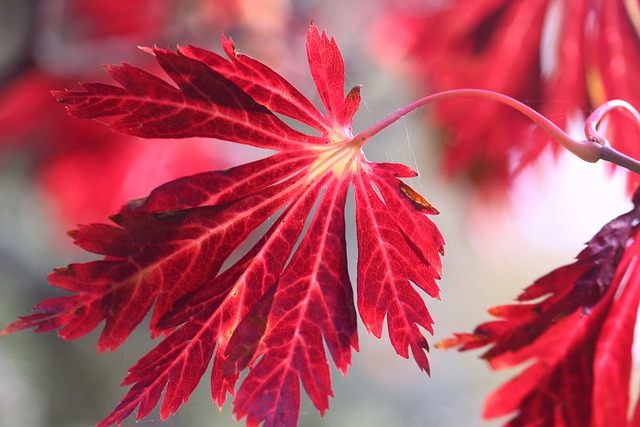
[398,181,439,214]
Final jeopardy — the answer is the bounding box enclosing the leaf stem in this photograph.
[599,146,640,175]
[585,99,640,174]
[353,89,640,174]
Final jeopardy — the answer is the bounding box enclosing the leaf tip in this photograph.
[221,33,237,58]
[50,89,67,102]
[0,325,14,336]
[137,45,156,56]
[108,213,124,225]
[486,305,500,315]
[347,84,363,97]
[434,333,470,351]
[50,266,70,276]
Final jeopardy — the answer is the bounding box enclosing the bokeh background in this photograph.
[0,1,633,427]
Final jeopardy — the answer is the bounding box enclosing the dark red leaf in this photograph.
[439,189,640,426]
[4,24,444,427]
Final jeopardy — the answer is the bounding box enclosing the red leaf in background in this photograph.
[54,0,171,40]
[3,25,444,427]
[0,69,234,226]
[438,188,640,426]
[371,0,640,191]
[0,0,263,228]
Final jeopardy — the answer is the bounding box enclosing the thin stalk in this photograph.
[354,88,640,174]
[585,99,640,174]
[599,146,640,175]
[584,99,640,144]
[353,89,602,163]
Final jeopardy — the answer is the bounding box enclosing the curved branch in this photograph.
[355,89,640,176]
[584,99,640,175]
[599,146,640,175]
[353,89,602,163]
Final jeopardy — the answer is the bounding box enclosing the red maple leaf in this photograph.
[438,188,640,426]
[2,25,444,427]
[371,0,640,191]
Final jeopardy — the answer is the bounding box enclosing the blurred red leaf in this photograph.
[0,69,232,225]
[3,25,444,427]
[54,0,171,40]
[372,0,640,191]
[0,0,248,228]
[439,189,640,426]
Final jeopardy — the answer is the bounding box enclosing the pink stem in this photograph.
[353,89,602,163]
[585,99,640,144]
[599,146,640,175]
[585,99,640,174]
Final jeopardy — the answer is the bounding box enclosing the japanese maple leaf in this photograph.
[371,0,640,191]
[2,25,444,427]
[439,188,640,426]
